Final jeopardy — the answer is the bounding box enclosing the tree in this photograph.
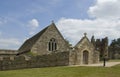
[109,38,120,59]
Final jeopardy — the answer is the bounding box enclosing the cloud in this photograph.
[56,0,120,45]
[88,0,120,19]
[29,31,35,35]
[28,19,39,35]
[56,18,120,45]
[0,38,21,49]
[28,19,39,30]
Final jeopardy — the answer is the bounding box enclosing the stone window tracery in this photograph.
[48,38,57,51]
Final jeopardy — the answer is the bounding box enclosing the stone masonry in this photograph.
[0,22,100,70]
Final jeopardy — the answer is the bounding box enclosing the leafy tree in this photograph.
[109,38,120,59]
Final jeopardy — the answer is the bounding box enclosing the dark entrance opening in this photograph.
[83,51,89,64]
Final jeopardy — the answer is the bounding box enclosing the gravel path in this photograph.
[70,62,120,67]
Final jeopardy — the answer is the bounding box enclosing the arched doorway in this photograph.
[83,51,89,64]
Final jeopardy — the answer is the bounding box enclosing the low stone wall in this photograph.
[0,52,69,71]
[0,49,17,57]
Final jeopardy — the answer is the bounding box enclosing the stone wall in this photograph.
[0,49,17,57]
[31,24,69,55]
[0,52,69,71]
[74,36,99,65]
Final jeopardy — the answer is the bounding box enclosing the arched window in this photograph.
[48,38,57,51]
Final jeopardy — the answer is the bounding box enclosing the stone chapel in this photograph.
[17,22,99,65]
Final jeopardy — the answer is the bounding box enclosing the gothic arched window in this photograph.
[48,38,57,51]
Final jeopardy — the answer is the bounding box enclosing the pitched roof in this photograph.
[18,23,51,54]
[18,22,66,55]
[75,33,93,48]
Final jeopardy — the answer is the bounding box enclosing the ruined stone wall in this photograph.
[0,52,69,71]
[69,50,77,65]
[95,37,108,60]
[0,50,17,57]
[93,50,100,63]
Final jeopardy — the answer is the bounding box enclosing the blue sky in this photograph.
[0,0,120,49]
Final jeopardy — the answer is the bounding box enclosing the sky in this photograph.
[0,0,120,50]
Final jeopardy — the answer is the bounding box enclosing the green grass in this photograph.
[0,65,120,77]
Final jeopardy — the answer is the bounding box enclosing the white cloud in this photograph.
[56,18,120,45]
[29,31,35,35]
[28,19,39,35]
[97,0,117,3]
[56,0,120,45]
[28,19,39,30]
[0,38,21,49]
[88,0,120,19]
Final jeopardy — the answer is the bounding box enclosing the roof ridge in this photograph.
[75,35,91,47]
[18,24,51,54]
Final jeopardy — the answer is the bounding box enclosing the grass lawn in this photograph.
[0,65,120,77]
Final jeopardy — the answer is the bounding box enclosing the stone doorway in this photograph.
[83,51,89,64]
